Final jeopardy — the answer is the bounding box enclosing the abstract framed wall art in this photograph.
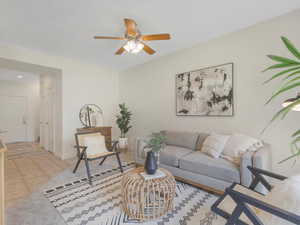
[176,63,233,116]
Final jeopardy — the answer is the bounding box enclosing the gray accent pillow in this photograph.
[195,133,209,151]
[160,130,199,150]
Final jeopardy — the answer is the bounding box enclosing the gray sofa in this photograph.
[135,130,271,194]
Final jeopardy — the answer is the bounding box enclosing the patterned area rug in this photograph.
[44,162,225,225]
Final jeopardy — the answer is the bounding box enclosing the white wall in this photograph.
[0,45,119,159]
[0,79,40,142]
[119,10,300,176]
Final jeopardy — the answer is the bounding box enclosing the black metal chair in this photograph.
[73,131,123,185]
[211,166,300,225]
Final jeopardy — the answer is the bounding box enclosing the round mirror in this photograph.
[79,104,103,127]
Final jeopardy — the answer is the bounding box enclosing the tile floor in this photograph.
[5,142,133,209]
[5,143,70,207]
[5,142,133,225]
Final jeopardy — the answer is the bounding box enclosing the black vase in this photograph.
[145,151,157,175]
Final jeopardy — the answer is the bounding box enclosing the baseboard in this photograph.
[174,176,224,195]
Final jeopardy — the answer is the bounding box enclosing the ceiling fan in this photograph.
[94,18,171,55]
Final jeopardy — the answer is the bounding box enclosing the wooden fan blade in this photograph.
[141,33,171,41]
[115,46,126,55]
[124,18,137,36]
[94,36,125,40]
[143,43,156,55]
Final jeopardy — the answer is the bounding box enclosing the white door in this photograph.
[0,96,27,143]
[40,89,54,152]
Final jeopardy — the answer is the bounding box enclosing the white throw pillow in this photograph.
[81,134,108,157]
[201,133,230,158]
[222,133,263,165]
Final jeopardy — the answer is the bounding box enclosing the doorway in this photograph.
[0,95,27,142]
[0,57,63,158]
[0,69,40,145]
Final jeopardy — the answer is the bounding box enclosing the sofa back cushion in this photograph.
[161,130,199,150]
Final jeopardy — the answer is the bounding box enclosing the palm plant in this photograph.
[264,36,300,163]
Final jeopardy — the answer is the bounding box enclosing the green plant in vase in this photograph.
[116,103,132,149]
[264,36,300,163]
[144,133,166,165]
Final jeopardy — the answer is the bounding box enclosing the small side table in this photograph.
[121,167,176,221]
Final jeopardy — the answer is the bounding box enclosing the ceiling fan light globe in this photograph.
[124,40,135,52]
[282,94,300,111]
[132,42,144,53]
[124,40,144,53]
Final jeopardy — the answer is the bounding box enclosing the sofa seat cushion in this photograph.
[160,145,193,167]
[179,151,240,183]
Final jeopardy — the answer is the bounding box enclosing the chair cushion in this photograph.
[161,130,199,150]
[261,174,300,225]
[87,151,115,159]
[78,133,108,157]
[217,183,300,225]
[179,151,240,183]
[160,145,193,167]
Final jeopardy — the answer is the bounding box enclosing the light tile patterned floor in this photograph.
[4,142,134,209]
[5,143,133,225]
[5,142,70,207]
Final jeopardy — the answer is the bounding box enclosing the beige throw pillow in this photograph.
[201,133,230,158]
[195,133,209,151]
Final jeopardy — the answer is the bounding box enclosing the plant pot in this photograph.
[118,137,128,149]
[145,151,157,175]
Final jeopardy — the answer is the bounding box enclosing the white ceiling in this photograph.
[0,68,39,83]
[1,0,300,70]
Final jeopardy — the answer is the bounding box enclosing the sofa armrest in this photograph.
[253,143,272,171]
[240,151,253,187]
[135,137,150,163]
[240,144,272,194]
[252,144,272,194]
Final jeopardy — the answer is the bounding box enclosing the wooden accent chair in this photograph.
[211,166,300,225]
[73,131,123,185]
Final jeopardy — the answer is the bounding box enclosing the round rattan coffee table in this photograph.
[121,167,176,221]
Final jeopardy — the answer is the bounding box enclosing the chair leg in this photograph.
[115,153,123,173]
[73,155,83,173]
[84,158,92,185]
[98,156,107,166]
[225,204,244,225]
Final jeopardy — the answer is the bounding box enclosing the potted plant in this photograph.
[144,133,166,174]
[116,103,132,149]
[263,36,300,163]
